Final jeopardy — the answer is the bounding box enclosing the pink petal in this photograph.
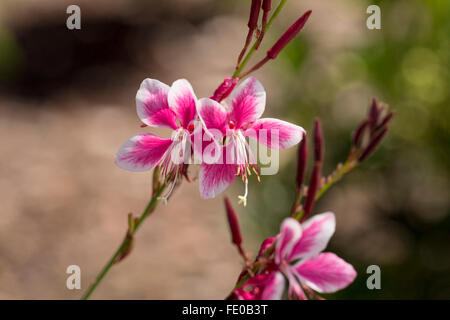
[228,76,266,128]
[284,268,307,300]
[275,218,302,264]
[245,118,305,150]
[115,133,172,172]
[168,79,198,129]
[198,163,237,199]
[261,272,285,300]
[294,252,357,293]
[136,79,178,129]
[289,212,336,261]
[197,98,228,134]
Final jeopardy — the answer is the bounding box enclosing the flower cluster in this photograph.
[115,76,304,205]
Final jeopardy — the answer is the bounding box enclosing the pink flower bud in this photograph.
[267,10,312,59]
[210,77,239,102]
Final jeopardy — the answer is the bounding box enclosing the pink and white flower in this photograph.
[116,78,199,200]
[234,213,357,300]
[197,76,305,204]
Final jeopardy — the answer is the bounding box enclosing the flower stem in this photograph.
[232,0,288,78]
[81,183,166,300]
[294,160,356,221]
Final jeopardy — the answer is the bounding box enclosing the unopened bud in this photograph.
[375,110,395,132]
[267,10,312,59]
[303,162,321,219]
[295,132,307,191]
[358,127,389,162]
[224,197,243,245]
[352,119,369,147]
[313,118,323,162]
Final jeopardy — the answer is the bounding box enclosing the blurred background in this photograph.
[0,0,448,299]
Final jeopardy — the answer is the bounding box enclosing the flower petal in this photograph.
[275,218,302,264]
[245,118,305,150]
[136,79,177,129]
[199,163,236,199]
[115,133,172,172]
[197,97,229,136]
[289,212,336,261]
[294,252,357,293]
[228,76,266,128]
[168,79,198,129]
[261,272,285,300]
[284,268,307,300]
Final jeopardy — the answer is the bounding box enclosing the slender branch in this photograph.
[294,160,356,221]
[232,0,288,78]
[81,183,166,300]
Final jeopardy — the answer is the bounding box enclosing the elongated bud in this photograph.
[210,78,239,102]
[368,98,380,130]
[295,132,307,190]
[352,119,369,147]
[303,162,321,218]
[255,0,272,49]
[375,111,395,132]
[303,119,323,219]
[267,10,312,59]
[358,127,389,162]
[248,0,262,29]
[314,118,323,162]
[224,197,243,245]
[236,0,262,67]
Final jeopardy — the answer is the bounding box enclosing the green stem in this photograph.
[81,184,166,300]
[232,0,288,78]
[294,160,356,220]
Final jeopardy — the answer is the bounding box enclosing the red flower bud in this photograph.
[314,118,323,162]
[295,131,307,191]
[352,119,369,147]
[368,98,380,131]
[267,10,312,59]
[210,78,239,102]
[358,127,389,162]
[248,0,262,29]
[303,162,321,219]
[255,0,272,49]
[262,0,271,11]
[224,197,243,246]
[237,0,262,67]
[375,111,395,132]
